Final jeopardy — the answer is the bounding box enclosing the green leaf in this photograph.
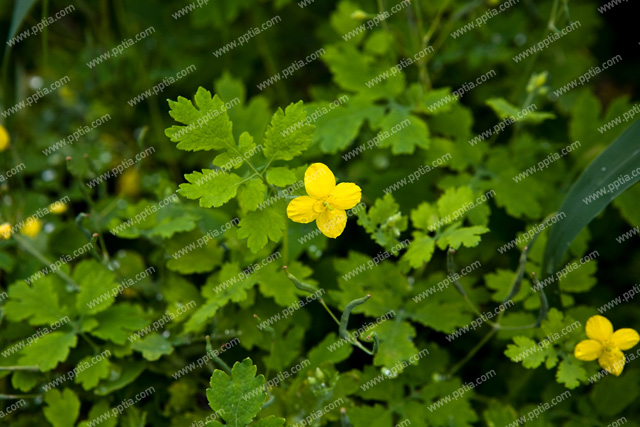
[148,205,199,239]
[410,202,440,231]
[237,204,286,252]
[504,336,547,369]
[437,187,474,221]
[402,233,436,268]
[407,276,473,333]
[484,269,530,303]
[356,193,408,252]
[165,88,234,152]
[371,319,419,371]
[6,0,38,45]
[308,332,353,367]
[95,362,146,396]
[436,224,489,249]
[4,277,68,325]
[88,304,150,345]
[543,118,640,305]
[75,355,112,390]
[263,101,314,161]
[121,407,147,427]
[256,261,314,306]
[313,96,385,153]
[178,170,243,208]
[74,260,119,315]
[131,333,174,361]
[333,251,409,317]
[237,178,266,211]
[558,259,597,293]
[44,389,81,427]
[19,332,78,372]
[254,416,287,427]
[486,98,555,124]
[556,358,586,389]
[591,370,640,417]
[483,400,518,426]
[349,404,393,427]
[322,44,405,99]
[165,230,224,274]
[329,1,366,44]
[11,370,40,392]
[375,107,429,154]
[206,358,266,426]
[212,131,259,170]
[78,400,118,427]
[266,167,297,187]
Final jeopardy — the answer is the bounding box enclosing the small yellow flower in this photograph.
[21,218,43,238]
[0,125,10,151]
[49,202,68,214]
[574,315,639,376]
[0,222,12,239]
[287,163,361,239]
[117,168,140,197]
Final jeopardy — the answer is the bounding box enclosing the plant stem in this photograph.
[0,366,40,372]
[0,393,41,400]
[447,328,497,377]
[318,298,341,326]
[13,234,80,291]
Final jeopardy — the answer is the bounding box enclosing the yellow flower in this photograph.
[0,222,12,239]
[574,315,639,376]
[0,125,10,151]
[21,218,43,238]
[287,163,361,239]
[49,202,68,214]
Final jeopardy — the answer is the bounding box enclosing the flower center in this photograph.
[312,200,326,213]
[602,340,617,353]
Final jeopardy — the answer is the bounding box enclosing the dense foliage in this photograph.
[0,0,639,426]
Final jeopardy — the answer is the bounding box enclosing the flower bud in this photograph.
[350,10,367,20]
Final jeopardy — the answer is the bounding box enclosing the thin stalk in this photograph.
[447,328,497,377]
[377,0,390,32]
[0,393,41,400]
[318,298,341,326]
[13,234,80,291]
[282,219,289,266]
[0,366,40,372]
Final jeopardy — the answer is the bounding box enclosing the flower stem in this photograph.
[447,328,497,377]
[13,234,80,291]
[0,366,40,372]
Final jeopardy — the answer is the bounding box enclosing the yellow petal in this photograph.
[330,183,362,210]
[305,163,335,200]
[20,219,42,238]
[0,223,12,239]
[586,315,613,343]
[0,125,10,151]
[287,196,320,224]
[611,328,640,351]
[598,348,626,376]
[574,339,603,361]
[316,209,347,239]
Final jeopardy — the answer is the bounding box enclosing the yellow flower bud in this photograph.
[350,10,367,20]
[21,218,43,238]
[117,168,140,197]
[49,202,68,214]
[0,222,12,239]
[0,125,10,152]
[534,72,548,87]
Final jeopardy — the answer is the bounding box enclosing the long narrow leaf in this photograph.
[542,118,640,306]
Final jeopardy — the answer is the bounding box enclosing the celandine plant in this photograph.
[1,0,640,426]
